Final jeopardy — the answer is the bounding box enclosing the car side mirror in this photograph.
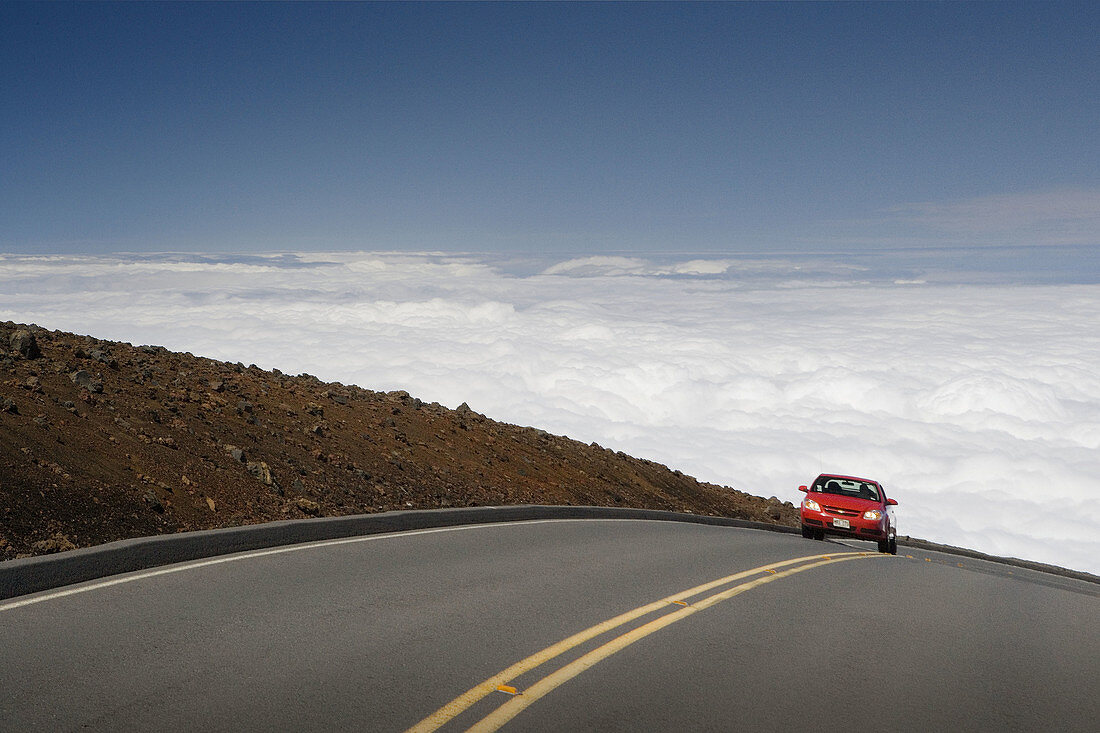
[798,485,808,492]
[886,498,898,506]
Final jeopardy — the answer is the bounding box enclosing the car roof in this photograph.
[816,473,880,486]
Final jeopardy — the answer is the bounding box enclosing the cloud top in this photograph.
[2,251,1098,574]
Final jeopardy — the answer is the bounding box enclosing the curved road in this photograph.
[1,519,1096,731]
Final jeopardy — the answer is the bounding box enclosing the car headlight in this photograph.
[804,499,821,512]
[863,509,883,520]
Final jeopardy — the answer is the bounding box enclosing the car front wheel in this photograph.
[801,525,813,539]
[878,538,890,553]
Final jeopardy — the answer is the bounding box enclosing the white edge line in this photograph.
[3,517,757,613]
[1,519,570,613]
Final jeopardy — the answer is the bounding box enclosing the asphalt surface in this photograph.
[1,519,1096,732]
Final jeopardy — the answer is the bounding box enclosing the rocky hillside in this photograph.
[0,322,797,559]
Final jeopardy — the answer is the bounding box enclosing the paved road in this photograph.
[1,519,1096,732]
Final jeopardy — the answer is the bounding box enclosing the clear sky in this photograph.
[2,1,1098,255]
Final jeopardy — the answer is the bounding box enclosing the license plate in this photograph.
[832,518,851,529]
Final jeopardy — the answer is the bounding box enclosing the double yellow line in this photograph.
[407,550,883,732]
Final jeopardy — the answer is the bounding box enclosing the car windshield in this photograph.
[813,477,880,501]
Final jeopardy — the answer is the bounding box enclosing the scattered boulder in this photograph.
[294,498,321,516]
[89,349,118,369]
[69,370,103,393]
[9,330,41,359]
[143,490,165,513]
[325,391,349,405]
[1,397,17,414]
[247,460,274,486]
[224,445,246,463]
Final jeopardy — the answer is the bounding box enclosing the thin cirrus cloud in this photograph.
[884,188,1100,243]
[1,251,1098,575]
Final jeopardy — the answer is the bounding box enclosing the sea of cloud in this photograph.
[2,250,1097,574]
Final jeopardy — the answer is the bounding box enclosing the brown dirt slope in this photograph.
[0,322,797,559]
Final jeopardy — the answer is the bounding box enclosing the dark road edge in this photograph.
[2,506,1096,600]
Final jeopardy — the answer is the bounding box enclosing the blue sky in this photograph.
[2,1,1098,256]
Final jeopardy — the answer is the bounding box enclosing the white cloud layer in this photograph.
[2,251,1098,575]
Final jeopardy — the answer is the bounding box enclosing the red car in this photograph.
[799,473,898,554]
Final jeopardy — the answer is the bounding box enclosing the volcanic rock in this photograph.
[9,329,41,360]
[246,461,275,487]
[69,370,103,393]
[0,320,800,561]
[294,498,321,516]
